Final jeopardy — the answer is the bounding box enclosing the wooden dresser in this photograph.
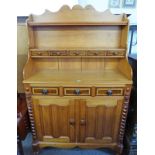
[23,5,132,155]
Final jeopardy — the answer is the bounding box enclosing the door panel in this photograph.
[103,106,115,137]
[95,106,105,139]
[32,98,75,142]
[32,97,123,144]
[79,98,123,143]
[40,104,52,136]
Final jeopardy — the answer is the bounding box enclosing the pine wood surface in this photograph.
[23,70,131,85]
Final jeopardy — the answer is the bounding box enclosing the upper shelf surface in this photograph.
[28,22,128,26]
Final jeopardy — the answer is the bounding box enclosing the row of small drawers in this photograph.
[31,50,125,57]
[32,87,124,96]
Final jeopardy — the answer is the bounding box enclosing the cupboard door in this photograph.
[32,98,76,143]
[79,98,123,143]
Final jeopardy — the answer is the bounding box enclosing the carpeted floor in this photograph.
[22,133,116,155]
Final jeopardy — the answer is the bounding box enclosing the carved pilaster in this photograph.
[23,114,30,132]
[119,86,132,144]
[25,86,37,140]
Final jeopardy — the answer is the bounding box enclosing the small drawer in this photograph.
[87,51,105,56]
[64,88,91,96]
[96,88,124,96]
[32,88,58,96]
[50,51,68,56]
[31,51,49,56]
[106,51,124,56]
[69,51,85,56]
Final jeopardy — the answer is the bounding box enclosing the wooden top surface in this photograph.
[23,70,132,85]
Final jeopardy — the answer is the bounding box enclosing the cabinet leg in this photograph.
[33,152,39,155]
[32,141,40,155]
[116,144,123,155]
[17,133,24,155]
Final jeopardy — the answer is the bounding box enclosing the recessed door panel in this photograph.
[32,98,75,142]
[79,98,123,143]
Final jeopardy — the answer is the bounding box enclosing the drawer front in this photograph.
[32,88,58,96]
[87,51,106,56]
[69,51,85,56]
[31,51,49,56]
[106,51,125,56]
[50,51,68,56]
[64,88,91,96]
[96,88,124,96]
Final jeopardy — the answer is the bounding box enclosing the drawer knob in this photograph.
[57,52,60,56]
[113,52,117,55]
[75,52,79,55]
[42,89,48,95]
[38,52,42,56]
[69,118,75,125]
[107,90,112,96]
[74,89,80,95]
[80,119,86,125]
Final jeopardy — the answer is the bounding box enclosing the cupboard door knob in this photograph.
[42,89,48,95]
[69,118,75,125]
[80,119,86,125]
[107,90,112,96]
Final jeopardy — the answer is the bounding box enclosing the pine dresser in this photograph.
[23,5,132,155]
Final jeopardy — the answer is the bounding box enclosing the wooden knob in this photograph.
[26,88,29,91]
[80,119,86,125]
[126,87,130,91]
[57,52,60,55]
[75,52,79,55]
[94,52,98,55]
[113,52,117,55]
[38,52,42,56]
[69,118,75,125]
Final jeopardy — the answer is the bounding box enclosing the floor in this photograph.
[22,133,116,155]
